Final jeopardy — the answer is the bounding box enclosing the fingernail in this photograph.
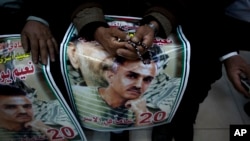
[117,50,122,56]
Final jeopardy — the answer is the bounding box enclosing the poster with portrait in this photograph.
[0,34,87,141]
[60,15,190,132]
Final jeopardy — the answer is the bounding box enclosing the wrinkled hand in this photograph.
[21,21,58,65]
[224,55,250,97]
[122,24,155,59]
[94,27,133,58]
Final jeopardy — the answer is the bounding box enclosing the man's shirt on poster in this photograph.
[72,85,135,129]
[0,127,49,141]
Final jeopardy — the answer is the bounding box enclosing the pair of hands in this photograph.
[21,21,58,65]
[94,23,156,60]
[21,20,156,65]
[224,55,250,97]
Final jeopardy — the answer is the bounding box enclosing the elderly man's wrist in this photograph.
[147,21,159,36]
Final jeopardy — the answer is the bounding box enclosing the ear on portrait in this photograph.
[67,42,80,69]
[104,69,115,84]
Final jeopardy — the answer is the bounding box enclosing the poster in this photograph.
[0,34,87,141]
[60,15,190,131]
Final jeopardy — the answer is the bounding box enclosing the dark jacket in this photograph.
[23,0,80,41]
[72,0,236,58]
[71,0,238,124]
[0,0,28,34]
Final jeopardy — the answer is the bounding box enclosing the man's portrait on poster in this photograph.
[0,36,80,140]
[66,36,181,130]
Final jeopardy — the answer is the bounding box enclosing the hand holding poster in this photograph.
[0,35,86,141]
[61,15,190,131]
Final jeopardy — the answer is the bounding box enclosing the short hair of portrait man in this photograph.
[0,84,27,96]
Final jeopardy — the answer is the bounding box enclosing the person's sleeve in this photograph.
[72,7,109,40]
[71,2,109,40]
[219,51,238,62]
[140,6,177,38]
[24,0,76,28]
[26,16,49,26]
[24,0,55,25]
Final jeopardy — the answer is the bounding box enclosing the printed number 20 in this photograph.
[139,111,167,124]
[48,127,75,140]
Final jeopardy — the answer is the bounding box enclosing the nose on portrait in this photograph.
[17,106,27,113]
[134,78,143,87]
